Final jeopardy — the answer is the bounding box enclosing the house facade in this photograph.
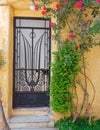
[0,0,100,129]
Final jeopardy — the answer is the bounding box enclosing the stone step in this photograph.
[12,107,50,116]
[8,115,54,129]
[11,128,58,130]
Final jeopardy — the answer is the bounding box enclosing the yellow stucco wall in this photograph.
[85,46,100,118]
[0,3,14,119]
[0,1,58,120]
[0,1,100,123]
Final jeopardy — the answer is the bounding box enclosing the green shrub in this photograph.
[56,117,100,130]
[50,40,81,114]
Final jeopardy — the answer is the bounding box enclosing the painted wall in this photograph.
[85,46,100,118]
[0,1,100,124]
[0,3,13,127]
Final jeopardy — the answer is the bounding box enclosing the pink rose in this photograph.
[43,6,47,10]
[68,33,74,39]
[64,0,68,3]
[81,6,85,11]
[96,0,100,3]
[41,10,47,15]
[34,5,38,10]
[75,1,83,8]
[50,22,55,28]
[55,3,61,9]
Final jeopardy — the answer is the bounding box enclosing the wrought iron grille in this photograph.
[13,17,51,108]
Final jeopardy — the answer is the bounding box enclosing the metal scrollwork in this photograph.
[13,18,51,107]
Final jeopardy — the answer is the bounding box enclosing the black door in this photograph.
[13,17,51,108]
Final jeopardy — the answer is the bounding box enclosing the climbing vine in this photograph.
[31,0,100,123]
[50,40,81,114]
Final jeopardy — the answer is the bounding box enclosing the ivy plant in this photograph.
[50,39,81,113]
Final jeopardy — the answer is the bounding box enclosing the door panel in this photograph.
[13,17,51,108]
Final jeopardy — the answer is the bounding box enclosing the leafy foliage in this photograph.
[50,40,81,113]
[56,117,100,130]
[33,0,100,120]
[89,20,100,35]
[0,51,4,68]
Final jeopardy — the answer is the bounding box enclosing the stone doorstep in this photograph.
[9,115,50,123]
[14,107,50,111]
[11,128,58,130]
[12,107,50,116]
[8,115,54,129]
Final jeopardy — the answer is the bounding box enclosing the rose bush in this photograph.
[31,0,100,123]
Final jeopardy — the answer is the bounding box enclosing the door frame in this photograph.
[13,17,51,108]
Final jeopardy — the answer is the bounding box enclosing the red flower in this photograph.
[84,25,87,29]
[96,0,100,3]
[41,10,47,15]
[84,22,88,29]
[81,6,85,11]
[43,6,47,10]
[68,33,74,39]
[64,0,68,3]
[75,1,83,8]
[34,5,38,10]
[50,22,55,28]
[55,3,61,9]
